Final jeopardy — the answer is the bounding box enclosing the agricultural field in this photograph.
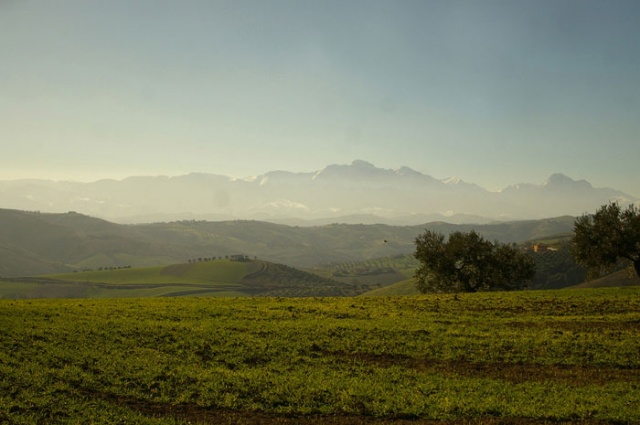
[360,278,419,296]
[0,260,365,299]
[309,255,419,289]
[1,287,639,424]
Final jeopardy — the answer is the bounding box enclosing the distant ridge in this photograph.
[0,161,635,225]
[0,208,576,276]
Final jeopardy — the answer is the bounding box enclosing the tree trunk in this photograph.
[634,258,640,279]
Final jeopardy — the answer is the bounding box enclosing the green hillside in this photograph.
[0,208,578,277]
[51,261,248,285]
[0,242,73,276]
[0,209,196,276]
[309,254,418,288]
[0,259,366,299]
[359,277,420,296]
[570,268,640,289]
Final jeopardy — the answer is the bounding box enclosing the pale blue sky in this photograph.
[1,0,639,195]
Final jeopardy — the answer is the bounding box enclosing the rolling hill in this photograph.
[0,208,578,277]
[570,268,640,289]
[359,278,419,296]
[2,208,637,297]
[0,259,364,299]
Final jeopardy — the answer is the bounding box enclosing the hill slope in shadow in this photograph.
[0,208,576,276]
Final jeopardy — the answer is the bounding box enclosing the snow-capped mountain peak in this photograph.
[0,162,636,224]
[442,176,462,185]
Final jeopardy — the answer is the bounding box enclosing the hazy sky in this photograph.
[1,0,639,195]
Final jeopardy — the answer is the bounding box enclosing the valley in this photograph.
[2,207,638,299]
[0,208,576,276]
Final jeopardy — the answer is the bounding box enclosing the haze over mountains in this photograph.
[0,208,577,277]
[0,161,635,225]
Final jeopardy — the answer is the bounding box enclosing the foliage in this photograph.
[572,202,640,279]
[1,289,639,424]
[414,230,535,293]
[528,242,587,289]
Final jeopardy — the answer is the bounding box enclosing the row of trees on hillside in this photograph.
[414,202,640,293]
[188,255,253,263]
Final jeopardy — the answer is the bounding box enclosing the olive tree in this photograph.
[414,230,535,293]
[572,202,640,279]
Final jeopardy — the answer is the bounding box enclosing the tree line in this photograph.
[414,202,640,293]
[187,255,253,263]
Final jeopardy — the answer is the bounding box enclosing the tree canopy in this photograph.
[414,230,536,293]
[572,202,640,279]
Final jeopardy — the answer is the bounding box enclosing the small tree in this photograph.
[414,230,535,293]
[572,202,640,279]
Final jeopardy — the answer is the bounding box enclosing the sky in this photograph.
[1,0,639,196]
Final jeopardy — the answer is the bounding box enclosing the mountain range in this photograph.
[0,160,636,224]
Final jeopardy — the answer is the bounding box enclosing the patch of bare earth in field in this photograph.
[83,389,624,425]
[79,356,633,425]
[322,350,640,387]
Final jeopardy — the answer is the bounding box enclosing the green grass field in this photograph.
[1,287,639,424]
[52,261,250,286]
[0,259,365,299]
[360,278,419,296]
[0,261,249,299]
